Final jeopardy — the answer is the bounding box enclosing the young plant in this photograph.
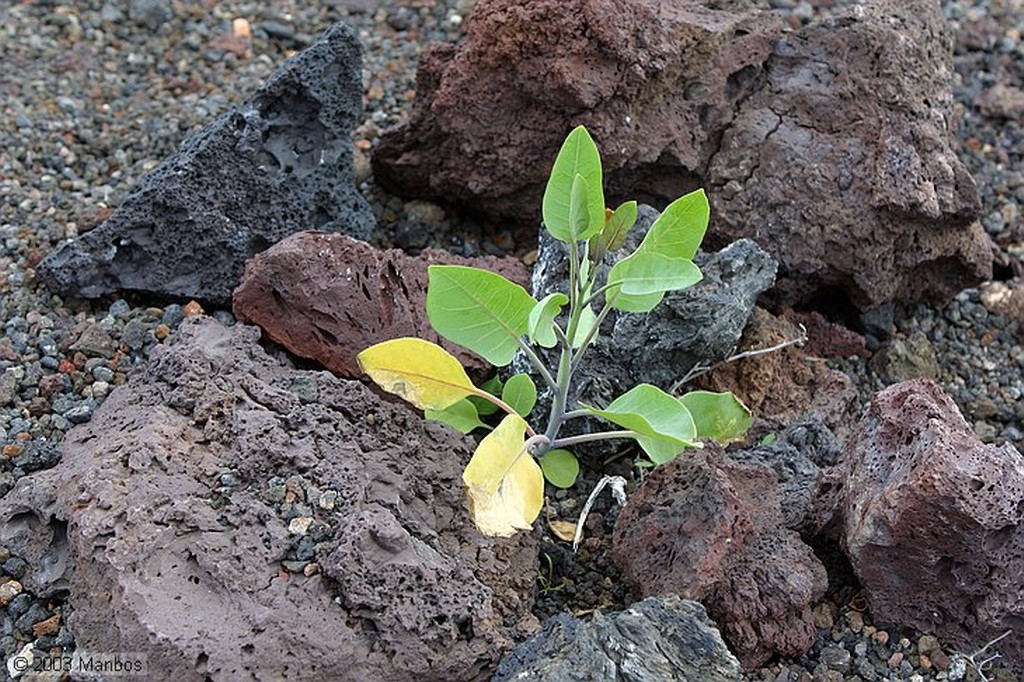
[358,126,752,537]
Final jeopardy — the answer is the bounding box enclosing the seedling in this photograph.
[358,125,752,537]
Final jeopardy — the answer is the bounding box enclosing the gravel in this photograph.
[0,0,1021,680]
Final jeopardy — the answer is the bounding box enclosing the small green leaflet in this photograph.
[569,174,591,240]
[501,374,538,418]
[427,265,537,367]
[542,126,605,243]
[469,374,502,416]
[527,293,568,348]
[426,398,488,434]
[678,391,752,443]
[585,384,698,465]
[539,449,579,489]
[600,201,638,253]
[569,305,599,349]
[606,251,703,296]
[635,189,709,260]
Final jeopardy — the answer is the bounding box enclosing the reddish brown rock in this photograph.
[374,0,989,310]
[708,0,989,308]
[697,307,859,442]
[232,231,530,378]
[0,317,538,681]
[374,0,781,224]
[612,446,827,670]
[816,379,1024,676]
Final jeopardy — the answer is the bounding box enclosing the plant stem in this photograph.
[516,338,558,392]
[553,429,640,448]
[560,409,593,420]
[541,348,572,453]
[569,291,619,379]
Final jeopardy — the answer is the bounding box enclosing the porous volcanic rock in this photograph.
[696,307,860,441]
[232,231,530,378]
[373,0,781,221]
[612,446,827,670]
[492,596,742,682]
[37,23,374,306]
[815,378,1024,677]
[374,0,990,310]
[0,317,537,682]
[709,0,989,309]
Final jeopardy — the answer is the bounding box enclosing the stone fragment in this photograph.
[868,332,941,383]
[976,84,1024,119]
[0,317,537,681]
[816,378,1024,677]
[696,307,860,441]
[709,0,989,308]
[612,446,827,670]
[725,414,842,535]
[492,595,742,682]
[232,231,530,378]
[374,0,781,224]
[37,24,374,305]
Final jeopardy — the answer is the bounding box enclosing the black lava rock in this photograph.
[37,22,374,305]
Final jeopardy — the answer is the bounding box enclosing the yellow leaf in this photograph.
[463,414,544,537]
[357,338,475,411]
[548,519,578,543]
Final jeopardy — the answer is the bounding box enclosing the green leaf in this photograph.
[610,290,664,314]
[425,398,488,434]
[527,293,568,348]
[585,384,698,465]
[569,304,598,349]
[607,251,703,296]
[470,374,503,416]
[427,265,537,366]
[357,338,477,411]
[600,201,638,253]
[636,189,709,260]
[542,126,605,243]
[502,374,538,418]
[569,174,592,240]
[539,449,579,489]
[678,391,753,444]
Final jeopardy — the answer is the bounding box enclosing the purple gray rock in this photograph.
[37,23,374,306]
[612,446,827,670]
[814,378,1024,677]
[492,595,741,682]
[708,0,990,309]
[0,317,537,681]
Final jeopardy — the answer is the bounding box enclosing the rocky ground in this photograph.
[0,0,1022,680]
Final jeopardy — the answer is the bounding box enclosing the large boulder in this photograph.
[815,378,1024,677]
[611,446,827,670]
[374,0,989,309]
[0,317,537,681]
[374,0,780,223]
[493,596,742,682]
[37,23,374,306]
[708,0,989,308]
[232,231,530,378]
